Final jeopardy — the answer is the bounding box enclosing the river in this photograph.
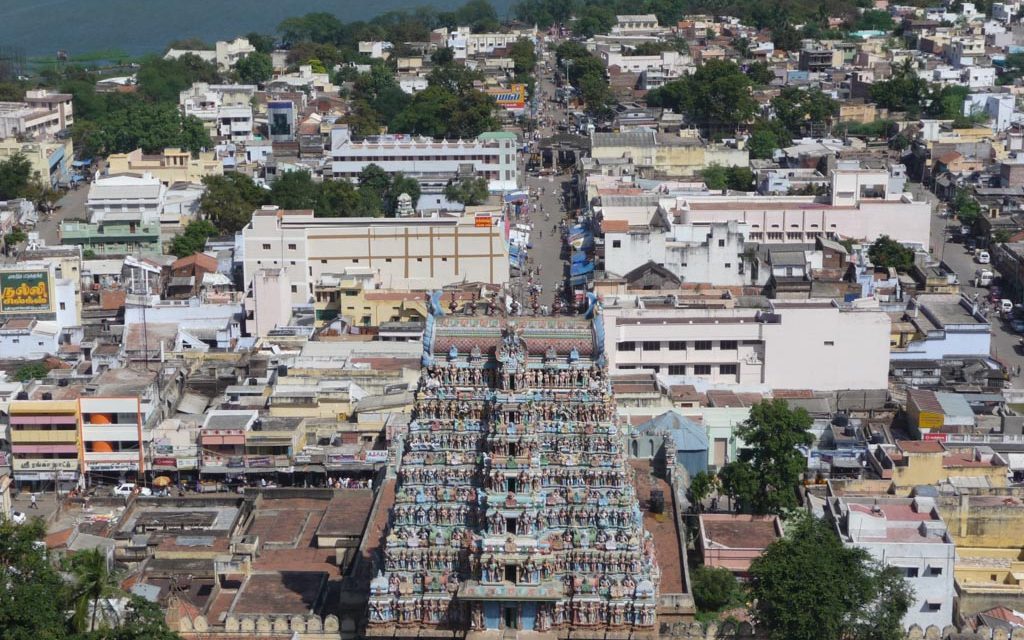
[0,0,516,59]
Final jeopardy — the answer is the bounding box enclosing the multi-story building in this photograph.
[105,147,222,186]
[367,302,660,636]
[60,173,165,256]
[9,396,80,488]
[444,26,537,59]
[241,206,510,312]
[164,37,256,71]
[824,496,956,629]
[602,297,891,391]
[180,83,257,143]
[329,126,518,192]
[0,137,72,188]
[0,90,73,139]
[79,395,146,481]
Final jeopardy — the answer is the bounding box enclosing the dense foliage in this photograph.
[749,515,913,640]
[646,60,756,137]
[168,219,219,257]
[444,176,491,206]
[691,566,743,613]
[555,41,614,117]
[717,399,813,514]
[868,235,915,272]
[0,519,181,640]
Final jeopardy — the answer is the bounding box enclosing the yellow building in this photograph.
[868,440,1008,488]
[268,376,363,421]
[0,137,73,189]
[9,398,80,487]
[105,147,222,185]
[589,131,749,178]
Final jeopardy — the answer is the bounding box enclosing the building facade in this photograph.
[602,299,891,391]
[329,127,518,193]
[9,398,80,488]
[241,207,510,311]
[367,299,659,636]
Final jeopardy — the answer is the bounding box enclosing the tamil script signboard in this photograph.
[0,270,51,313]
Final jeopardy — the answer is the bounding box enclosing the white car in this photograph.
[112,483,152,497]
[10,510,26,524]
[977,251,991,264]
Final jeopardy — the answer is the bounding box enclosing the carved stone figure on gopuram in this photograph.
[367,296,660,638]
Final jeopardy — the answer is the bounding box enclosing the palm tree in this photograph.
[69,548,118,633]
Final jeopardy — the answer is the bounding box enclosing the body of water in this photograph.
[0,0,516,59]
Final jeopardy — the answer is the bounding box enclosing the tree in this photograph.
[235,52,273,85]
[136,53,221,103]
[4,227,27,250]
[0,153,33,199]
[316,179,362,217]
[444,176,490,206]
[745,61,775,86]
[646,60,756,136]
[199,173,267,233]
[0,519,69,640]
[747,119,791,159]
[688,471,719,511]
[855,9,896,32]
[717,399,813,514]
[701,165,755,191]
[771,87,838,137]
[387,173,421,214]
[953,187,981,227]
[14,362,49,382]
[169,219,218,257]
[749,515,912,640]
[268,170,319,210]
[868,235,915,271]
[870,60,931,117]
[508,38,538,76]
[245,32,276,54]
[691,566,742,613]
[69,548,118,633]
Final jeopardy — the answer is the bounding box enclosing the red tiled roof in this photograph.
[897,439,945,454]
[601,219,630,233]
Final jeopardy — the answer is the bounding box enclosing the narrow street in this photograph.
[916,182,1024,385]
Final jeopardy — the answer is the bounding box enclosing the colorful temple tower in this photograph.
[368,294,659,637]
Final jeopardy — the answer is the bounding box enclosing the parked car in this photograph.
[111,483,152,497]
[977,250,991,264]
[1011,319,1024,334]
[964,237,977,250]
[9,510,25,524]
[1001,299,1014,314]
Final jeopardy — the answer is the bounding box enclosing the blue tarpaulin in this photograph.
[571,251,589,264]
[71,159,93,167]
[570,261,594,277]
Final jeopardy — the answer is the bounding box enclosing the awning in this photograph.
[571,251,589,264]
[72,159,93,167]
[1008,453,1024,471]
[570,261,594,277]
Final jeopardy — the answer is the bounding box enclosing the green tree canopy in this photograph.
[0,153,34,200]
[268,170,320,210]
[136,53,222,103]
[444,176,491,206]
[169,219,218,257]
[771,87,838,137]
[700,165,755,191]
[199,173,268,233]
[867,235,915,271]
[691,566,742,613]
[646,60,756,136]
[952,187,981,228]
[870,60,931,117]
[718,399,813,514]
[749,515,913,640]
[747,118,792,159]
[235,51,274,85]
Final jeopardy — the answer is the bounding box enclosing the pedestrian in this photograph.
[30,493,37,509]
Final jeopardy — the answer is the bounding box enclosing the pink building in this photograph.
[698,513,784,576]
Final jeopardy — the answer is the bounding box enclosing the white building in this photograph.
[964,92,1016,131]
[665,166,929,248]
[444,27,536,59]
[329,126,518,192]
[240,206,510,311]
[891,294,992,362]
[611,14,664,35]
[598,48,692,90]
[824,496,955,630]
[164,37,256,71]
[358,41,393,59]
[86,173,166,224]
[0,90,74,140]
[179,83,257,142]
[602,298,892,391]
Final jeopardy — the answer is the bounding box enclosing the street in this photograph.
[916,182,1024,385]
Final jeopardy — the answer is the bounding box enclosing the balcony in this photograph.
[10,429,78,443]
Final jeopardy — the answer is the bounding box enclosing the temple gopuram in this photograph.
[367,293,660,637]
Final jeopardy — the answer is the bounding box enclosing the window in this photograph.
[287,243,296,250]
[824,340,835,346]
[668,341,686,350]
[386,258,392,262]
[926,567,943,577]
[720,364,737,375]
[724,263,731,268]
[642,341,661,351]
[694,341,712,350]
[290,285,297,293]
[321,259,327,264]
[694,365,711,375]
[668,365,686,375]
[718,239,725,247]
[618,341,636,351]
[262,243,271,250]
[59,302,66,310]
[720,340,737,350]
[925,602,941,611]
[904,567,919,578]
[612,239,622,248]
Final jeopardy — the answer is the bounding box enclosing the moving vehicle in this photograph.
[112,483,152,497]
[977,250,991,264]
